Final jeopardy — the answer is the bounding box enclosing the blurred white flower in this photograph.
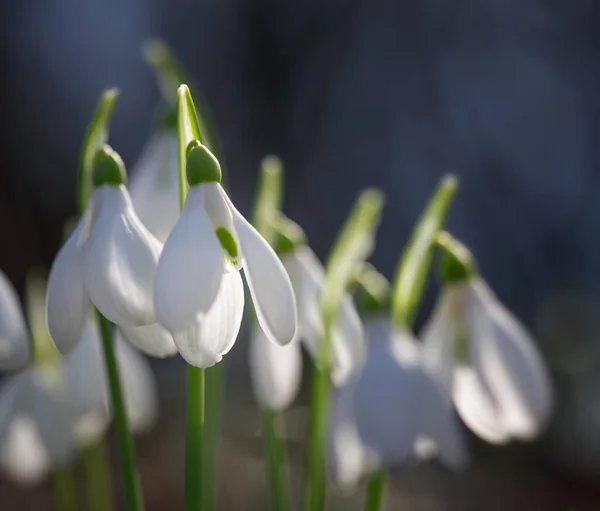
[329,318,466,488]
[282,245,364,386]
[47,147,166,354]
[249,326,302,411]
[0,271,30,371]
[129,131,180,244]
[422,276,553,444]
[154,143,297,367]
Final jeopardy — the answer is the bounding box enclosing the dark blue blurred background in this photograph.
[2,1,600,509]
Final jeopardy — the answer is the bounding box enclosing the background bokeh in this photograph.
[2,1,600,509]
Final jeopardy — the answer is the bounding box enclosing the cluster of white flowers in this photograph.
[0,270,156,485]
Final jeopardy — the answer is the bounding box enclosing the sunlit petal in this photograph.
[83,186,162,326]
[173,271,244,368]
[47,218,90,353]
[118,323,178,358]
[249,327,302,411]
[155,185,224,333]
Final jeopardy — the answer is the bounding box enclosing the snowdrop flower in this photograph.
[422,235,553,444]
[130,130,180,243]
[276,225,364,386]
[249,326,302,411]
[0,270,30,370]
[329,318,466,488]
[47,146,168,354]
[0,364,104,486]
[154,141,297,367]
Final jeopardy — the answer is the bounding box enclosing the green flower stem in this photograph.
[305,190,384,511]
[186,364,205,511]
[262,409,292,511]
[364,175,458,511]
[363,470,387,511]
[177,84,209,511]
[97,312,144,511]
[82,440,114,511]
[202,364,223,511]
[52,465,77,511]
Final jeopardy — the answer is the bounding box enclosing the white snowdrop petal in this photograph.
[467,278,553,439]
[249,327,302,411]
[172,271,244,368]
[47,218,90,353]
[353,334,421,466]
[0,415,50,486]
[221,186,296,345]
[415,369,468,470]
[129,132,180,243]
[203,183,241,266]
[453,367,510,444]
[328,380,376,489]
[154,185,224,333]
[331,295,365,386]
[115,337,158,433]
[118,323,178,358]
[30,368,79,466]
[0,271,30,370]
[420,288,456,394]
[84,186,163,327]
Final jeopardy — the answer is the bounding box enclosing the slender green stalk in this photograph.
[186,365,205,511]
[262,409,291,511]
[305,313,334,511]
[363,470,387,511]
[97,312,144,511]
[82,440,114,511]
[363,175,458,511]
[52,465,77,511]
[202,364,223,510]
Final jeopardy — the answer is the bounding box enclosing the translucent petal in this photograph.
[0,415,50,486]
[154,185,224,333]
[115,336,158,433]
[0,271,30,370]
[47,218,90,353]
[420,288,456,394]
[466,278,553,439]
[203,183,241,267]
[249,327,302,411]
[284,248,363,383]
[118,323,178,358]
[353,331,421,466]
[83,186,163,326]
[173,270,244,368]
[453,366,510,444]
[129,132,180,243]
[221,186,296,345]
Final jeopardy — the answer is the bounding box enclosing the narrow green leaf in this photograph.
[391,175,458,328]
[321,188,384,322]
[77,88,120,214]
[25,269,58,366]
[252,156,283,245]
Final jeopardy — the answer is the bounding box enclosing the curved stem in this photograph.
[97,312,144,511]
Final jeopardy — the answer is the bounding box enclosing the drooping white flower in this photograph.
[0,271,30,370]
[129,131,180,243]
[47,146,166,354]
[328,318,467,487]
[421,276,553,444]
[249,326,302,411]
[154,142,297,367]
[282,245,364,386]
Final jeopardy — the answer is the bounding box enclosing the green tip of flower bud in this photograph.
[436,231,478,285]
[186,140,221,185]
[353,263,390,316]
[272,216,307,255]
[92,145,127,187]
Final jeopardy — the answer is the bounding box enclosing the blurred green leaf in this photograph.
[252,156,283,244]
